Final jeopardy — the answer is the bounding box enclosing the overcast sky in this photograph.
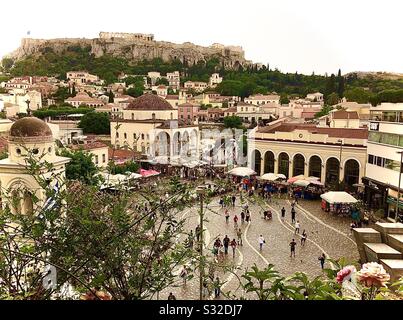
[1,0,402,75]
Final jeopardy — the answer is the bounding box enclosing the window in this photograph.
[131,113,134,120]
[368,154,374,164]
[133,133,137,140]
[399,112,403,123]
[376,156,384,167]
[102,154,106,163]
[382,111,397,122]
[370,111,382,121]
[95,155,99,164]
[124,133,127,139]
[380,133,399,146]
[116,132,119,138]
[141,134,145,140]
[16,148,21,155]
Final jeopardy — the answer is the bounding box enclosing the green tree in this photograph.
[78,112,110,134]
[280,95,290,104]
[108,90,115,103]
[127,87,144,98]
[59,149,100,185]
[337,69,345,98]
[223,116,243,129]
[326,92,339,106]
[344,88,372,103]
[1,58,14,72]
[315,105,334,118]
[155,78,169,86]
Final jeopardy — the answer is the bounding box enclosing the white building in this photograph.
[363,103,403,221]
[306,92,324,103]
[245,94,280,105]
[166,71,180,90]
[66,71,99,85]
[209,73,223,87]
[147,72,161,86]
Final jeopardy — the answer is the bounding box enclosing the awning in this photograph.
[228,167,257,177]
[320,191,358,204]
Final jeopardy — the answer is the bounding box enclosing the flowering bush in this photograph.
[336,266,356,284]
[356,262,390,288]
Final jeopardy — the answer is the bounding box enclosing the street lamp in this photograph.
[195,185,206,300]
[397,151,403,222]
[337,139,343,190]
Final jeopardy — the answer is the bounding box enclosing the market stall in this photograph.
[320,191,358,216]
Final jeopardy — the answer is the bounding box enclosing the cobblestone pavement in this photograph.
[160,193,359,300]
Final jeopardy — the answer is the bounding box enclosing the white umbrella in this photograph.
[309,180,324,186]
[228,167,257,177]
[320,192,358,204]
[127,172,142,180]
[276,174,287,180]
[260,173,278,181]
[293,180,311,187]
[307,176,320,181]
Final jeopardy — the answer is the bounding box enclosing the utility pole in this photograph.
[397,151,403,222]
[196,186,205,300]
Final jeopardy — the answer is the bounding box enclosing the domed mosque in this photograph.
[0,116,70,215]
[110,93,200,160]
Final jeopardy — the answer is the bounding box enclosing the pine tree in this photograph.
[71,83,76,97]
[108,90,115,103]
[337,69,345,98]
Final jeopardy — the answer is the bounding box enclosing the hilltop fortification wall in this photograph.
[7,32,252,70]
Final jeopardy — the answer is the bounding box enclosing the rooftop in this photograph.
[127,94,174,111]
[257,123,368,139]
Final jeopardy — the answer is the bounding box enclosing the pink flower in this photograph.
[356,262,390,287]
[336,265,356,283]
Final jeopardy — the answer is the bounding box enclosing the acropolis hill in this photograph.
[7,32,253,70]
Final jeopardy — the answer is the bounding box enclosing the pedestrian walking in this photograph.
[214,277,221,298]
[223,235,230,255]
[180,265,188,285]
[219,197,224,208]
[245,209,251,223]
[195,225,201,242]
[281,207,286,220]
[240,210,245,224]
[301,230,307,246]
[168,292,176,300]
[230,238,237,258]
[236,228,243,246]
[319,253,326,269]
[232,195,236,207]
[188,230,194,248]
[233,214,239,229]
[295,221,301,234]
[225,209,230,224]
[202,280,209,298]
[291,207,296,224]
[289,239,297,258]
[350,221,356,235]
[258,235,265,251]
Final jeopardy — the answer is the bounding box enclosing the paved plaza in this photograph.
[160,193,360,300]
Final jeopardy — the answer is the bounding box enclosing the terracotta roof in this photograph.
[332,110,359,120]
[71,141,108,151]
[257,123,368,139]
[178,103,200,108]
[246,94,280,100]
[165,95,179,100]
[10,117,53,139]
[226,107,237,112]
[126,94,174,111]
[108,148,140,161]
[65,92,104,103]
[208,108,224,114]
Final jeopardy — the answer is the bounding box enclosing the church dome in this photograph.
[9,117,53,141]
[127,94,174,111]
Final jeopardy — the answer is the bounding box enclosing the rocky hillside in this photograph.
[345,71,403,81]
[6,33,252,70]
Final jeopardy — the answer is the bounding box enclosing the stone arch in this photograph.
[155,132,170,157]
[292,153,305,177]
[344,159,360,189]
[278,152,290,178]
[263,151,275,174]
[309,155,322,179]
[173,131,181,156]
[251,150,262,175]
[325,157,340,187]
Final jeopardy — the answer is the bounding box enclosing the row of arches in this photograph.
[252,150,360,188]
[154,130,198,157]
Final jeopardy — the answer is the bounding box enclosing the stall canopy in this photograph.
[293,180,311,187]
[228,167,257,177]
[260,173,279,181]
[320,192,358,204]
[140,169,160,177]
[287,175,305,183]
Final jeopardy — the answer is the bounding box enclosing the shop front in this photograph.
[362,177,388,216]
[386,189,403,222]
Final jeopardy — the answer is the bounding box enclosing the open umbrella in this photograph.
[260,173,278,181]
[276,174,287,180]
[307,176,320,181]
[293,180,311,187]
[320,191,357,204]
[228,167,257,177]
[287,175,305,183]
